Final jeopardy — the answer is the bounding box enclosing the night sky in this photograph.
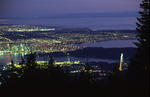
[0,0,141,18]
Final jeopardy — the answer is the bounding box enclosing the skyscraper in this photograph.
[119,53,124,71]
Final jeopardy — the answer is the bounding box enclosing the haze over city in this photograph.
[0,0,142,30]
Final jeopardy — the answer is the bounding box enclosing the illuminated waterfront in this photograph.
[0,53,119,66]
[0,25,137,53]
[0,25,138,86]
[0,39,137,67]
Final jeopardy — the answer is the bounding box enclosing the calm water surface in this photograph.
[79,40,138,48]
[0,17,137,30]
[0,40,137,66]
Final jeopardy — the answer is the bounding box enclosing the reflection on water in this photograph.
[37,56,119,63]
[0,54,119,66]
[78,40,138,48]
[0,53,23,66]
[0,40,137,66]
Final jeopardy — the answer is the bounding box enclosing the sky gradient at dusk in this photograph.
[0,0,141,18]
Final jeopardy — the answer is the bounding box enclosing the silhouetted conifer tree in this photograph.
[78,63,92,87]
[9,60,15,70]
[19,56,25,65]
[48,55,55,69]
[108,63,121,87]
[26,53,37,70]
[128,0,149,96]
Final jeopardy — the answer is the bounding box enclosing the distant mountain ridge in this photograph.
[0,24,138,33]
[0,11,139,19]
